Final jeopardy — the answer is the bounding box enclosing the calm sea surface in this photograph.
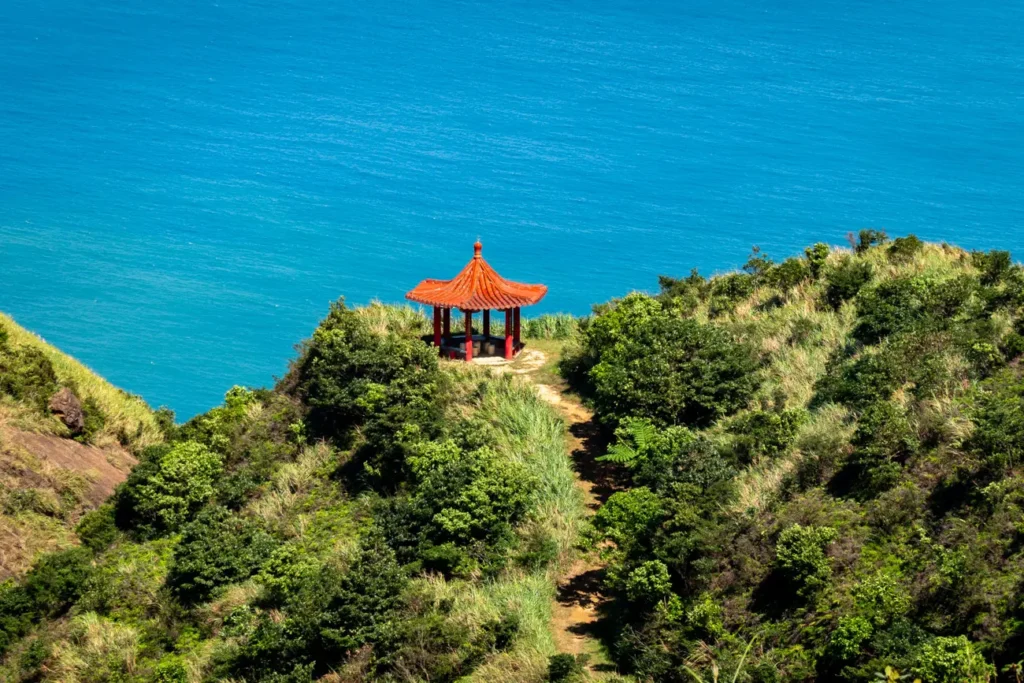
[1,0,1021,417]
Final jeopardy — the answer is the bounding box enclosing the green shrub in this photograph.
[805,243,831,279]
[565,293,760,428]
[77,395,107,444]
[228,534,407,681]
[914,636,994,683]
[167,505,277,604]
[0,548,92,655]
[0,344,59,413]
[114,440,222,536]
[775,524,838,598]
[75,504,119,552]
[887,235,924,263]
[382,439,536,576]
[766,257,811,292]
[625,560,674,608]
[593,488,664,554]
[728,408,806,465]
[969,370,1024,471]
[815,348,905,409]
[78,539,173,620]
[846,401,917,497]
[548,653,587,682]
[855,229,889,253]
[824,258,874,310]
[853,569,911,626]
[971,249,1013,286]
[294,299,447,482]
[827,615,873,662]
[853,277,936,344]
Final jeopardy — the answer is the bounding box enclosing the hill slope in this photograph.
[0,314,161,579]
[563,233,1024,681]
[0,302,588,683]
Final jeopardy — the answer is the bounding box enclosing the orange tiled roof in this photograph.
[405,242,547,311]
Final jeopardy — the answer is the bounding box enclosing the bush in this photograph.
[565,293,760,428]
[971,249,1013,286]
[815,348,905,409]
[167,505,278,604]
[969,370,1024,471]
[765,257,811,292]
[824,258,873,310]
[887,234,924,263]
[775,524,837,598]
[728,408,806,465]
[853,568,911,626]
[852,275,975,345]
[915,636,994,683]
[0,343,59,413]
[855,229,889,253]
[228,534,407,680]
[805,243,831,279]
[294,299,447,481]
[0,548,92,655]
[625,560,674,608]
[548,653,587,682]
[827,615,873,662]
[593,488,664,554]
[382,439,536,575]
[114,440,222,536]
[75,504,119,552]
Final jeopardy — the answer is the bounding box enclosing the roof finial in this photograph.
[473,239,482,258]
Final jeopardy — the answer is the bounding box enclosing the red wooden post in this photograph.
[483,309,490,338]
[513,307,521,348]
[433,306,442,347]
[504,309,513,359]
[442,307,450,337]
[464,310,473,362]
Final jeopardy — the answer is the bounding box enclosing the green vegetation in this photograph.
[0,299,585,682]
[7,232,1024,682]
[0,313,161,449]
[560,233,1020,681]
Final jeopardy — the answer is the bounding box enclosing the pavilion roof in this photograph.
[405,242,547,311]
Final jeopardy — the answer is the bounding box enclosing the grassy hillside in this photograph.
[562,233,1024,682]
[0,312,162,449]
[0,314,162,579]
[0,302,587,683]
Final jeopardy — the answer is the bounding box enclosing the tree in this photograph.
[167,505,277,604]
[567,293,760,428]
[294,299,447,482]
[114,440,222,536]
[775,524,838,598]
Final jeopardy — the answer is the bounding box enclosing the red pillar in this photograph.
[464,310,473,362]
[442,308,450,337]
[504,309,513,360]
[513,307,521,348]
[483,310,490,338]
[433,306,442,347]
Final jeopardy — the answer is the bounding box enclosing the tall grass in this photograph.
[357,300,430,337]
[49,612,140,683]
[479,374,586,563]
[0,313,161,450]
[417,571,557,683]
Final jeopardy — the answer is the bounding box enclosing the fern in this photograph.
[598,418,660,468]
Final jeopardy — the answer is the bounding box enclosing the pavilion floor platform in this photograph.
[427,333,525,360]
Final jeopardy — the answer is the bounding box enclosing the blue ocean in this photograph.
[1,0,1021,418]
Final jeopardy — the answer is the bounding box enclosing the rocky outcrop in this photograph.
[49,387,84,434]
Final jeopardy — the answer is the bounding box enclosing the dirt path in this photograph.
[500,348,621,676]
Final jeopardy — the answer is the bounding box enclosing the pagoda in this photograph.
[405,241,547,361]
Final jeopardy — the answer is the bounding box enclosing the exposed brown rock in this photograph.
[49,387,85,433]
